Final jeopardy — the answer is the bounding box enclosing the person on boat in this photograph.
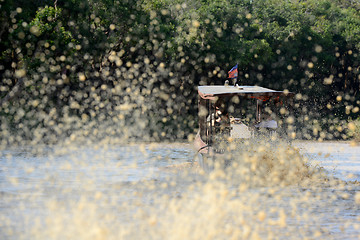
[206,104,230,126]
[214,106,230,126]
[206,106,222,126]
[253,112,278,139]
[255,112,278,129]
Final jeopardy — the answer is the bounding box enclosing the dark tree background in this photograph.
[1,0,360,144]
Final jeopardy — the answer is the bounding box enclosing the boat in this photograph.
[194,84,295,170]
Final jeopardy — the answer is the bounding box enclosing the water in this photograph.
[0,141,359,239]
[296,141,360,182]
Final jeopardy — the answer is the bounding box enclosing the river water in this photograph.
[0,141,359,239]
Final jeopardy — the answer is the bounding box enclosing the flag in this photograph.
[228,64,238,79]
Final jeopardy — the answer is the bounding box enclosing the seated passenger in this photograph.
[254,112,278,130]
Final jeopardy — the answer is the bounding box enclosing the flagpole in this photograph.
[235,62,238,86]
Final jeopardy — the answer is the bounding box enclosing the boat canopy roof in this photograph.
[198,85,294,100]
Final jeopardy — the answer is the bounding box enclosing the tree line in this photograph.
[1,0,360,143]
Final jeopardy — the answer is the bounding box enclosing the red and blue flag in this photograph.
[228,64,238,79]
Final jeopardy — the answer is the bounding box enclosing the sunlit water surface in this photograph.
[0,141,359,239]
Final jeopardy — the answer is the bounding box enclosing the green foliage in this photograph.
[1,0,360,142]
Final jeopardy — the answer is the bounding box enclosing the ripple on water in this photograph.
[0,141,359,239]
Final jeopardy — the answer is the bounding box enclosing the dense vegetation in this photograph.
[1,0,360,144]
